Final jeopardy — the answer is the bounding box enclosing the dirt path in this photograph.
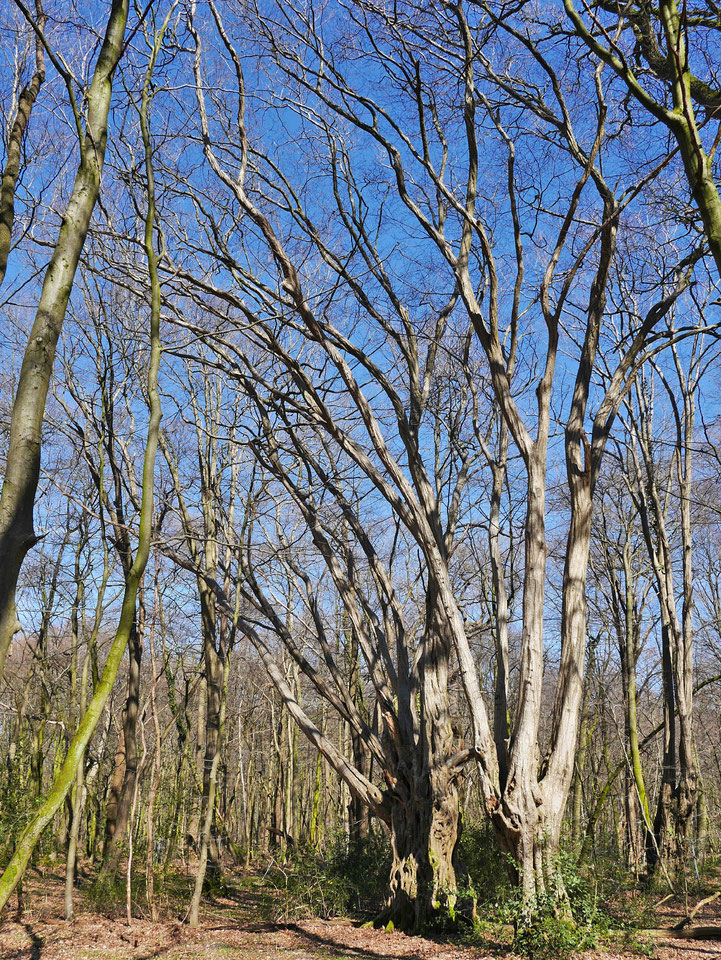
[4,912,721,960]
[0,912,485,960]
[2,870,721,959]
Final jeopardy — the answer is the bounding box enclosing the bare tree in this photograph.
[168,0,699,917]
[564,0,721,278]
[620,321,715,878]
[0,0,130,682]
[0,0,45,286]
[0,0,165,907]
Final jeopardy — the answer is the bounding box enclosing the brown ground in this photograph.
[1,869,721,960]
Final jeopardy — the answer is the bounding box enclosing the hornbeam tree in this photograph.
[0,0,130,682]
[144,0,706,923]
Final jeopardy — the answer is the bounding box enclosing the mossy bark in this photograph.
[101,616,143,874]
[379,769,466,933]
[0,0,165,912]
[377,601,473,934]
[0,0,130,681]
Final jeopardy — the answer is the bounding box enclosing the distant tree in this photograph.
[0,0,46,286]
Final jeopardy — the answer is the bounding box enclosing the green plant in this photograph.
[458,818,513,908]
[508,852,612,959]
[513,909,592,960]
[264,829,391,921]
[87,872,129,916]
[617,929,657,958]
[458,836,613,958]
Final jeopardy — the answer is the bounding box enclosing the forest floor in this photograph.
[1,866,721,960]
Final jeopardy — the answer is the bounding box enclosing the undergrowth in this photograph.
[263,830,390,921]
[461,824,613,959]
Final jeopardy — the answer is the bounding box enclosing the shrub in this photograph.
[459,825,612,958]
[512,911,586,959]
[265,829,391,921]
[458,818,513,908]
[510,852,611,959]
[87,872,129,916]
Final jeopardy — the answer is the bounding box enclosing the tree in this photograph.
[0,0,165,908]
[564,0,721,278]
[0,0,46,286]
[172,0,698,917]
[621,324,712,877]
[0,0,130,682]
[160,361,244,925]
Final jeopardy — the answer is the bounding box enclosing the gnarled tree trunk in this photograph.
[382,768,463,932]
[379,600,471,932]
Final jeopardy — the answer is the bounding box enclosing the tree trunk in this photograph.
[624,775,643,875]
[199,635,223,872]
[0,15,162,904]
[102,613,143,874]
[187,671,207,852]
[161,654,190,868]
[630,371,699,881]
[145,580,163,922]
[648,621,678,880]
[380,772,463,933]
[348,623,371,846]
[64,760,85,921]
[0,0,129,681]
[378,601,471,932]
[0,0,45,286]
[188,646,230,927]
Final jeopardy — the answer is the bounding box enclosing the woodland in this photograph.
[1,1,721,958]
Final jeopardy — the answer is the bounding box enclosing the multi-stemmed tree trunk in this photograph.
[161,646,193,867]
[625,337,703,880]
[0,0,129,682]
[160,361,241,923]
[175,0,701,924]
[592,487,654,870]
[179,6,489,927]
[380,597,467,929]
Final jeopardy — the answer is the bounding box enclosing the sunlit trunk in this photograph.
[0,0,129,681]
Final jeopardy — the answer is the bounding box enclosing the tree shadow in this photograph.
[133,947,176,960]
[1,923,45,960]
[280,921,495,960]
[654,945,721,957]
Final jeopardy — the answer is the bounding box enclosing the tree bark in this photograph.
[378,597,471,932]
[0,0,45,286]
[0,0,162,905]
[0,0,129,681]
[101,611,144,873]
[381,772,464,933]
[188,645,230,927]
[564,0,721,279]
